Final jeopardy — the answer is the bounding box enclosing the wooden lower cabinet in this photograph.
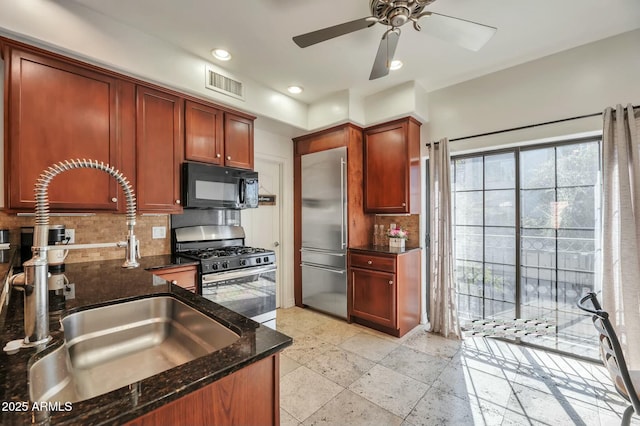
[125,354,280,426]
[152,265,197,293]
[348,249,421,337]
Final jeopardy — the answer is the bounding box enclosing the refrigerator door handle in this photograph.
[340,157,347,249]
[300,263,346,274]
[300,247,345,256]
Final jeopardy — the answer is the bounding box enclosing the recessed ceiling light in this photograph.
[211,48,232,61]
[390,60,403,71]
[287,85,303,94]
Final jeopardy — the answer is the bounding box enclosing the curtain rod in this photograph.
[427,104,639,144]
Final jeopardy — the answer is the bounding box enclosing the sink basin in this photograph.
[29,295,240,403]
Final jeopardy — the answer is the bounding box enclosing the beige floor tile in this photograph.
[379,346,450,385]
[283,334,333,365]
[504,382,601,426]
[280,353,302,377]
[306,346,375,387]
[307,318,362,345]
[432,360,514,408]
[302,389,403,426]
[403,329,461,359]
[339,332,399,362]
[406,386,505,426]
[280,408,301,426]
[280,366,344,422]
[348,364,429,418]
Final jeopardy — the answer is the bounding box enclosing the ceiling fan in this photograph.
[293,0,497,80]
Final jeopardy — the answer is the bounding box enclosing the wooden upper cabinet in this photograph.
[184,103,254,170]
[363,117,421,214]
[184,100,224,165]
[223,112,254,170]
[135,85,183,213]
[5,46,128,211]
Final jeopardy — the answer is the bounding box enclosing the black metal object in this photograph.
[577,292,640,426]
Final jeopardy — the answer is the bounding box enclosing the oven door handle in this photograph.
[202,265,276,284]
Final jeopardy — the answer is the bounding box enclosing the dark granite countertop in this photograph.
[0,255,292,425]
[349,245,422,255]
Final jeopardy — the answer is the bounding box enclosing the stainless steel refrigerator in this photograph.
[301,146,347,318]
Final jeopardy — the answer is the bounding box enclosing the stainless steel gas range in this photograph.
[173,225,277,329]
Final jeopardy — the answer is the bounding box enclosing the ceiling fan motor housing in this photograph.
[370,0,435,28]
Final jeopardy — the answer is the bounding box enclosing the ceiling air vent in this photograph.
[205,65,244,100]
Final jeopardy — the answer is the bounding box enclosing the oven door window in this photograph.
[202,270,276,319]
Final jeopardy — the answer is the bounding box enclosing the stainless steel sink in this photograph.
[29,296,240,403]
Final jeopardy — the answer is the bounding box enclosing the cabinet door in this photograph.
[364,122,409,213]
[350,268,396,328]
[6,48,122,211]
[223,113,254,170]
[136,86,183,213]
[184,100,224,165]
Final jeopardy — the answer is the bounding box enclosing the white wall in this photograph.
[428,29,640,153]
[252,119,296,308]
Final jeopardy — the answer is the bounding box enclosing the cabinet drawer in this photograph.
[349,253,395,272]
[153,265,197,293]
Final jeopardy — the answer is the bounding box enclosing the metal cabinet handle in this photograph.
[216,153,221,158]
[176,200,181,205]
[402,202,406,207]
[388,280,393,285]
[111,197,117,203]
[171,280,178,285]
[227,156,231,160]
[367,260,372,265]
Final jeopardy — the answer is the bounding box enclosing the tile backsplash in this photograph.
[374,215,421,247]
[0,212,171,263]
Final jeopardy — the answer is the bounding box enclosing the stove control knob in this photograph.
[222,261,229,269]
[256,258,261,264]
[263,257,270,263]
[212,264,218,271]
[239,259,247,266]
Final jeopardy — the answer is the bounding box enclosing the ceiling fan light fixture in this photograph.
[287,85,304,94]
[390,60,403,70]
[211,48,232,61]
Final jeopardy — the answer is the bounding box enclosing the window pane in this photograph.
[521,228,556,269]
[521,147,555,189]
[485,227,515,265]
[556,187,596,229]
[557,143,599,187]
[455,225,483,262]
[455,191,483,226]
[454,157,483,191]
[485,153,515,190]
[485,190,515,226]
[521,189,555,228]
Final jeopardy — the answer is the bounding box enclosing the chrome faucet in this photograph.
[8,159,139,349]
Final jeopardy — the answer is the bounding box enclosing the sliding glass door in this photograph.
[452,138,601,358]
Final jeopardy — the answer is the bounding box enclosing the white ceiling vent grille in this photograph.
[205,65,244,101]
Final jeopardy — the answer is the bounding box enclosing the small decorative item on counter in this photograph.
[388,227,408,249]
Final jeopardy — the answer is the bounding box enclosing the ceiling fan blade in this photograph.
[421,12,496,51]
[293,18,374,48]
[369,29,400,81]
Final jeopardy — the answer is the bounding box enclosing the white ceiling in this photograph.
[71,0,640,104]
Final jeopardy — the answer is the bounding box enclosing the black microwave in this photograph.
[183,162,259,209]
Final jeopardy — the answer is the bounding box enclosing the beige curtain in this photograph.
[602,104,640,369]
[428,138,460,339]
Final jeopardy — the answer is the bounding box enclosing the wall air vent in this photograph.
[205,65,245,101]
